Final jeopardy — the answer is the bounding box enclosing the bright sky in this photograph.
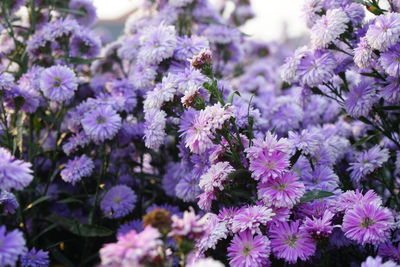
[93,0,308,41]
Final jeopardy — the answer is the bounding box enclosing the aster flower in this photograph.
[81,105,122,142]
[117,219,144,236]
[378,242,400,263]
[196,214,229,252]
[381,77,400,103]
[311,8,349,48]
[270,220,316,264]
[0,226,27,267]
[39,65,78,102]
[347,145,389,185]
[345,80,378,118]
[280,46,308,83]
[20,248,50,267]
[175,172,202,202]
[60,155,94,185]
[342,203,394,245]
[100,226,162,266]
[100,185,137,219]
[68,0,97,27]
[70,29,101,59]
[366,13,400,51]
[129,63,157,89]
[380,43,400,77]
[297,49,336,87]
[361,256,398,267]
[197,191,217,211]
[62,131,90,155]
[4,85,40,113]
[231,205,275,234]
[301,165,339,191]
[169,208,206,239]
[190,258,224,267]
[0,147,33,191]
[354,37,374,69]
[138,23,177,64]
[288,129,321,155]
[330,189,383,213]
[144,109,167,150]
[257,171,305,208]
[227,230,270,267]
[301,0,324,28]
[199,161,234,193]
[0,191,18,214]
[301,210,334,238]
[174,35,209,61]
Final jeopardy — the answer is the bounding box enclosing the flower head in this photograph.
[232,205,275,234]
[60,155,94,185]
[366,13,400,51]
[0,148,33,191]
[100,185,137,219]
[361,256,398,267]
[20,248,50,267]
[0,226,27,267]
[199,161,234,193]
[227,230,271,267]
[0,191,18,214]
[68,0,97,27]
[40,65,77,102]
[169,208,206,239]
[301,210,334,238]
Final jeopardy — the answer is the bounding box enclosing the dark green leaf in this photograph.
[55,7,86,16]
[25,195,53,211]
[299,190,335,204]
[66,57,102,65]
[227,90,241,104]
[353,133,378,146]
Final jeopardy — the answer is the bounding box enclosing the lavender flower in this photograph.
[174,35,209,61]
[81,105,122,142]
[40,65,78,102]
[20,248,50,267]
[60,155,94,185]
[361,256,398,267]
[68,0,97,27]
[270,220,316,264]
[345,80,378,118]
[311,8,349,48]
[330,189,383,213]
[354,37,374,69]
[380,43,400,77]
[301,210,334,238]
[100,185,137,219]
[0,147,33,191]
[144,109,167,150]
[231,205,275,234]
[342,203,394,245]
[199,161,234,193]
[365,12,400,51]
[227,230,270,267]
[0,226,27,267]
[0,191,18,214]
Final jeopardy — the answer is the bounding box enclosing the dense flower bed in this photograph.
[0,0,400,266]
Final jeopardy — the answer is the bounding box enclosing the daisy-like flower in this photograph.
[301,210,334,238]
[40,65,78,102]
[280,46,308,83]
[330,189,383,213]
[345,80,378,118]
[100,226,162,266]
[380,43,400,77]
[100,185,137,219]
[270,220,316,264]
[257,171,305,208]
[138,24,177,64]
[196,214,229,252]
[288,129,321,155]
[302,165,339,191]
[0,226,27,267]
[144,109,167,150]
[0,147,33,191]
[361,256,398,267]
[199,161,234,193]
[227,230,271,267]
[311,8,349,48]
[381,77,400,103]
[20,248,50,267]
[342,203,394,245]
[231,205,275,234]
[366,13,400,51]
[297,49,337,87]
[0,191,18,214]
[174,35,209,61]
[68,0,97,27]
[347,145,389,185]
[117,219,144,236]
[301,0,324,28]
[190,258,224,267]
[354,37,374,69]
[169,208,206,239]
[81,105,122,142]
[60,155,94,185]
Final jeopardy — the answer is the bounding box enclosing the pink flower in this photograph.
[199,161,235,192]
[232,205,275,234]
[170,208,206,239]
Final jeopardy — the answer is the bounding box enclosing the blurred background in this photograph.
[93,0,308,42]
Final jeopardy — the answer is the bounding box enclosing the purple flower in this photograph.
[257,171,305,208]
[380,44,400,77]
[311,8,349,48]
[0,147,33,191]
[366,13,400,51]
[196,213,228,252]
[138,24,177,64]
[81,105,122,142]
[227,230,270,267]
[301,165,339,191]
[117,220,144,236]
[4,85,40,113]
[175,172,202,202]
[301,210,334,238]
[0,226,27,267]
[378,242,400,263]
[288,129,321,155]
[20,248,50,267]
[330,189,383,213]
[199,161,234,193]
[40,65,78,102]
[270,220,316,264]
[381,77,400,103]
[342,203,394,245]
[345,80,378,118]
[347,145,389,185]
[354,37,374,69]
[174,35,209,61]
[60,155,94,185]
[70,29,101,59]
[0,191,18,214]
[231,205,275,234]
[169,208,206,239]
[100,185,137,219]
[361,256,398,267]
[301,0,324,28]
[144,109,167,150]
[297,49,336,87]
[68,0,97,27]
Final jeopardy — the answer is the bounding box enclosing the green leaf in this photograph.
[227,169,252,180]
[55,7,86,16]
[299,190,335,204]
[65,57,102,65]
[47,214,113,237]
[353,133,378,147]
[227,90,241,104]
[25,195,53,211]
[57,197,84,204]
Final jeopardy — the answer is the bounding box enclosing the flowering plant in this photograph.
[0,0,399,266]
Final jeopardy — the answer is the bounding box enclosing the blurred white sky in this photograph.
[93,0,308,41]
